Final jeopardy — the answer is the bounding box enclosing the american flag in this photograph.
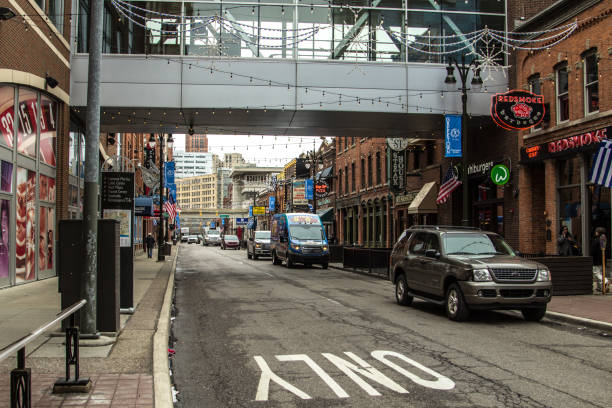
[164,194,177,220]
[589,140,612,188]
[436,165,462,204]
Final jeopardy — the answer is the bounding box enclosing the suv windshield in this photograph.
[290,225,324,241]
[443,233,514,256]
[255,231,271,239]
[208,231,219,236]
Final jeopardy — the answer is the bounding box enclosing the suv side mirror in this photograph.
[425,249,440,259]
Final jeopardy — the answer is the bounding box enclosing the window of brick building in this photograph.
[376,152,381,185]
[361,158,365,188]
[344,165,348,193]
[426,142,435,166]
[528,74,542,130]
[351,162,355,191]
[583,51,599,114]
[413,148,421,170]
[367,155,372,187]
[556,63,569,123]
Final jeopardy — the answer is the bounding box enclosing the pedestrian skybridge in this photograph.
[70,1,508,137]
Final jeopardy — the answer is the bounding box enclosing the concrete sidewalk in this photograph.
[0,246,177,407]
[330,262,612,332]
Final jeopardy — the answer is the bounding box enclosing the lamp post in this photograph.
[444,54,482,226]
[148,133,174,261]
[305,150,324,214]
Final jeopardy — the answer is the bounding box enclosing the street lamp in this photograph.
[148,133,174,261]
[444,54,482,226]
[304,151,324,214]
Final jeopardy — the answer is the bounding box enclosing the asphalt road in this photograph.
[172,243,612,408]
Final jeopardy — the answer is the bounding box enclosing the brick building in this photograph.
[0,0,71,287]
[185,133,209,153]
[514,0,612,257]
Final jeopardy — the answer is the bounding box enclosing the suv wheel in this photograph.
[395,275,413,306]
[247,250,252,259]
[286,256,294,268]
[253,254,258,260]
[272,251,282,265]
[521,307,547,322]
[446,283,470,321]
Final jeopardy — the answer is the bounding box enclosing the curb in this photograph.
[329,264,388,280]
[153,246,179,408]
[544,311,612,333]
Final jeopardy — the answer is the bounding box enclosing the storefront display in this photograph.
[0,200,9,279]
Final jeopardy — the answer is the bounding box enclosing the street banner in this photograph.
[165,161,175,185]
[445,114,462,157]
[269,196,276,212]
[293,179,307,205]
[167,183,176,201]
[305,179,314,200]
[390,149,406,193]
[249,206,253,217]
[210,221,215,229]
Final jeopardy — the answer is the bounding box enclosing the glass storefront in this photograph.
[76,0,505,62]
[0,84,57,287]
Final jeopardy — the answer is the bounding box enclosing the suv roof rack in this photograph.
[408,225,481,231]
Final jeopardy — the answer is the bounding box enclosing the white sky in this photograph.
[173,134,331,167]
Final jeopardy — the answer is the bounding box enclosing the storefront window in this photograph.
[39,207,54,271]
[17,87,38,158]
[0,85,15,147]
[0,200,9,279]
[1,161,13,193]
[16,167,36,282]
[40,95,57,166]
[558,157,581,187]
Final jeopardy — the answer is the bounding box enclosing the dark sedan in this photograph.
[221,235,240,250]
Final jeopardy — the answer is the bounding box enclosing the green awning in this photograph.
[317,207,334,223]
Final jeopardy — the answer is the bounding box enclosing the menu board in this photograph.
[102,172,134,247]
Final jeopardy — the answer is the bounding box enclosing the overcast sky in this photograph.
[173,134,331,168]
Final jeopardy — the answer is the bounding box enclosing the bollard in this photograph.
[53,314,92,393]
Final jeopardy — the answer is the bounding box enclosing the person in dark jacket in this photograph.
[591,227,609,292]
[557,226,576,256]
[146,233,156,258]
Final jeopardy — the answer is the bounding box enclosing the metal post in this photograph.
[158,135,165,261]
[81,0,104,336]
[461,85,469,226]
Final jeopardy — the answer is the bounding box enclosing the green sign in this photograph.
[219,214,230,218]
[491,164,510,186]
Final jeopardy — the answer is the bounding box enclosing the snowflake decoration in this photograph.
[470,30,510,82]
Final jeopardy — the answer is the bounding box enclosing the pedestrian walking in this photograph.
[557,226,576,256]
[591,227,609,293]
[146,233,156,259]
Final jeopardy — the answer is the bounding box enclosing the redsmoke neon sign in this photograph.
[491,90,545,130]
[520,127,610,162]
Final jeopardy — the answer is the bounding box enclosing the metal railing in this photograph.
[0,300,89,408]
[343,247,392,278]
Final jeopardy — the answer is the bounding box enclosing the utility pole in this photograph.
[158,135,165,261]
[81,0,104,337]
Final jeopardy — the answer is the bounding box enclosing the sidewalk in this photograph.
[0,246,177,407]
[330,262,612,331]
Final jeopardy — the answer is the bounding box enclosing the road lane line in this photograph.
[322,352,409,396]
[253,356,311,401]
[276,354,349,398]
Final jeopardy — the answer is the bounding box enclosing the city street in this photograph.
[172,244,612,408]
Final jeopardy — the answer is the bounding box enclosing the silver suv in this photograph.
[390,226,553,322]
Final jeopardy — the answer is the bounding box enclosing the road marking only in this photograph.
[253,350,455,401]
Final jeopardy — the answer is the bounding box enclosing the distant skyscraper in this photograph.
[185,134,209,153]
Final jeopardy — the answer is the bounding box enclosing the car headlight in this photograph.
[322,246,328,252]
[256,243,261,248]
[537,269,551,282]
[291,244,301,251]
[472,268,492,282]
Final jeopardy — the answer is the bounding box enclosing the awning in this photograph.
[134,197,154,216]
[317,207,334,223]
[316,166,333,181]
[408,181,438,214]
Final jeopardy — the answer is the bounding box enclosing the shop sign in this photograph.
[467,160,495,177]
[317,197,332,207]
[315,181,329,196]
[293,179,307,205]
[521,126,610,162]
[387,138,409,152]
[491,90,545,130]
[395,190,419,206]
[490,164,510,186]
[253,206,266,215]
[390,150,406,193]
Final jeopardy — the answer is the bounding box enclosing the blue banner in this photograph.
[305,179,314,200]
[167,183,176,201]
[210,221,215,229]
[165,161,175,185]
[248,206,253,217]
[445,114,462,158]
[269,196,276,212]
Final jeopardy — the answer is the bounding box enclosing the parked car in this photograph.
[247,230,271,259]
[221,235,240,250]
[270,213,329,268]
[197,234,203,244]
[389,226,552,322]
[187,235,198,244]
[204,230,221,246]
[180,234,189,243]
